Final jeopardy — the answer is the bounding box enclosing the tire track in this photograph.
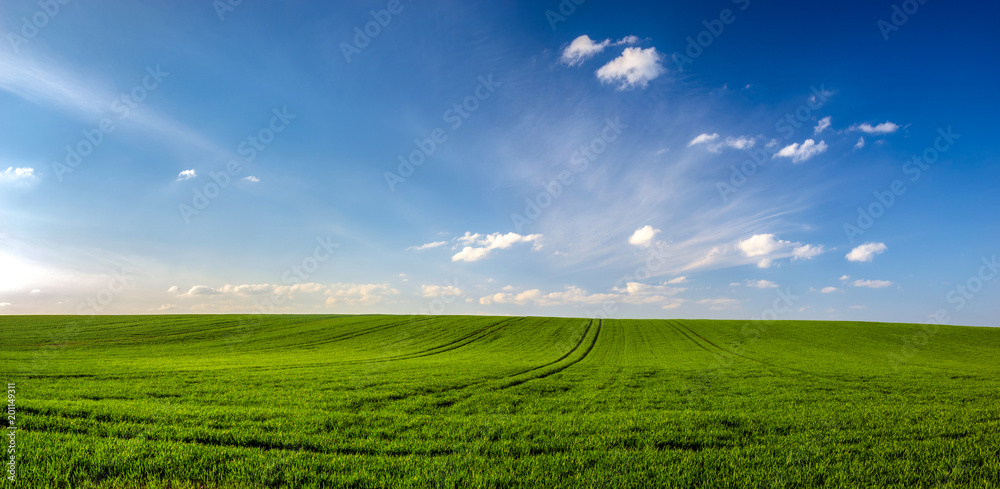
[666,321,717,356]
[251,316,435,352]
[352,319,597,405]
[673,320,847,381]
[496,318,602,390]
[339,317,523,366]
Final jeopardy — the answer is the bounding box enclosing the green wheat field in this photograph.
[2,315,999,488]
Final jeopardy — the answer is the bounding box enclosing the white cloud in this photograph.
[820,286,839,293]
[184,285,220,296]
[745,279,778,289]
[737,234,790,257]
[407,241,448,251]
[792,244,824,260]
[168,282,400,307]
[616,281,686,298]
[814,116,831,134]
[850,121,900,134]
[688,133,719,147]
[0,166,35,183]
[455,232,482,245]
[479,286,613,306]
[839,275,851,282]
[421,284,463,298]
[707,136,757,153]
[722,136,756,150]
[452,247,492,262]
[846,242,887,262]
[595,47,665,90]
[852,279,893,289]
[696,297,741,310]
[628,225,661,248]
[561,35,611,66]
[451,232,543,262]
[243,176,259,183]
[734,234,824,268]
[774,139,828,163]
[176,169,197,181]
[665,276,687,284]
[854,137,865,149]
[478,281,683,307]
[324,283,399,306]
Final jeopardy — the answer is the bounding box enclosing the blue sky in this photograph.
[1,0,997,326]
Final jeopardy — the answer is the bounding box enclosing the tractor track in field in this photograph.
[22,424,470,457]
[319,317,524,367]
[427,318,598,393]
[401,317,525,358]
[671,320,848,382]
[223,318,520,376]
[251,316,438,352]
[496,318,602,390]
[669,321,764,364]
[350,319,600,406]
[666,321,717,356]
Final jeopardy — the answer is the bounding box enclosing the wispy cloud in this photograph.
[688,133,719,146]
[814,116,831,134]
[744,279,778,289]
[479,280,684,307]
[690,135,759,153]
[169,282,400,307]
[421,284,463,298]
[0,53,227,158]
[406,241,448,251]
[850,121,900,134]
[176,169,197,181]
[852,279,893,288]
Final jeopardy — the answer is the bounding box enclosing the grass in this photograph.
[1,314,999,488]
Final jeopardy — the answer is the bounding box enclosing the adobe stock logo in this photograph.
[877,0,929,41]
[384,75,500,191]
[179,107,295,223]
[843,126,959,243]
[339,0,412,63]
[51,66,169,182]
[6,0,73,53]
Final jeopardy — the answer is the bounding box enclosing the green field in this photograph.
[2,315,999,488]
